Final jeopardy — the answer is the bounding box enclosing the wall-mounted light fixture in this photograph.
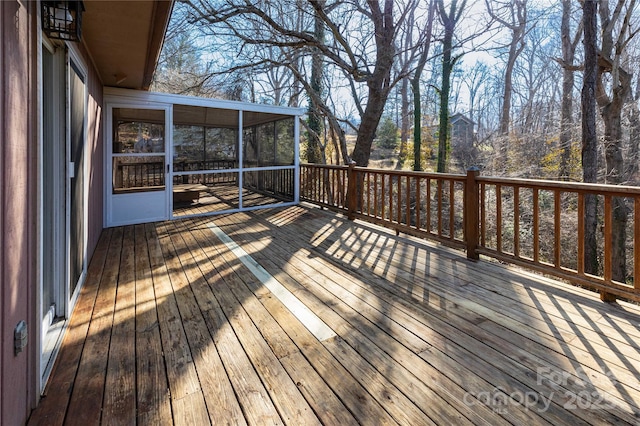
[41,1,85,42]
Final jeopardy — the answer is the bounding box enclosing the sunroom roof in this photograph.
[105,87,303,128]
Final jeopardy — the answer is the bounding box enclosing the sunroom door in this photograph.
[108,106,170,226]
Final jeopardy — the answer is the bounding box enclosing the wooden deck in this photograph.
[172,183,291,217]
[28,205,640,425]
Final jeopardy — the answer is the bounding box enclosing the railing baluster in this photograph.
[381,174,386,220]
[314,166,318,201]
[604,195,613,283]
[437,179,443,238]
[635,197,640,289]
[465,169,479,260]
[449,179,455,239]
[514,185,520,258]
[366,172,371,216]
[396,176,402,224]
[346,163,356,220]
[406,175,411,227]
[416,177,421,230]
[554,190,561,269]
[374,173,379,218]
[480,183,486,246]
[389,175,394,222]
[426,179,431,234]
[533,188,539,264]
[318,166,321,202]
[496,184,502,253]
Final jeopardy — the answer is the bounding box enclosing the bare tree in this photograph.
[153,3,218,96]
[307,1,325,163]
[183,0,418,166]
[626,69,640,180]
[435,0,467,173]
[410,0,436,171]
[557,0,583,179]
[395,1,423,170]
[596,0,638,284]
[462,61,490,126]
[582,0,599,276]
[348,0,402,166]
[486,0,528,136]
[513,17,558,136]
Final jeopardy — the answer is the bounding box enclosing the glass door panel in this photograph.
[69,62,85,296]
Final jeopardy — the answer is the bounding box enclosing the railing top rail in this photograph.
[301,163,640,195]
[354,167,466,180]
[300,163,466,180]
[477,175,640,195]
[301,163,347,170]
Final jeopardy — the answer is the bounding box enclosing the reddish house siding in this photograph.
[0,2,171,423]
[0,3,105,424]
[1,1,37,425]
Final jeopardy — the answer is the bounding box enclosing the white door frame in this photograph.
[37,38,89,390]
[38,37,67,389]
[105,102,172,227]
[67,44,89,313]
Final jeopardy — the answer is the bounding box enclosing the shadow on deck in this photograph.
[28,204,640,425]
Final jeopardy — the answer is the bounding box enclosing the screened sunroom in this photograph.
[105,88,303,227]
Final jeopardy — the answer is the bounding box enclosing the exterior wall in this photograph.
[1,1,37,425]
[0,3,104,424]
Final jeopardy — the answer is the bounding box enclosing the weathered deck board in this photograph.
[103,226,137,424]
[187,214,401,426]
[64,227,123,426]
[170,220,325,425]
[184,219,361,426]
[164,220,284,425]
[299,214,640,422]
[244,207,640,424]
[135,224,172,425]
[213,212,545,426]
[211,214,476,425]
[28,205,640,425]
[27,229,113,426]
[149,221,210,426]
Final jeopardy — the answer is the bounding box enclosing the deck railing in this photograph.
[300,163,640,303]
[115,161,165,190]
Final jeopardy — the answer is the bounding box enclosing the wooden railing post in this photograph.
[465,167,480,260]
[346,161,357,220]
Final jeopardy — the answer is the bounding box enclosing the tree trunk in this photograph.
[307,3,325,163]
[600,86,630,283]
[396,77,410,169]
[493,0,526,137]
[351,83,391,166]
[581,0,598,275]
[596,0,634,284]
[626,104,640,181]
[411,0,435,172]
[412,78,423,171]
[499,36,521,136]
[437,46,452,173]
[350,0,396,166]
[558,0,577,180]
[436,0,464,173]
